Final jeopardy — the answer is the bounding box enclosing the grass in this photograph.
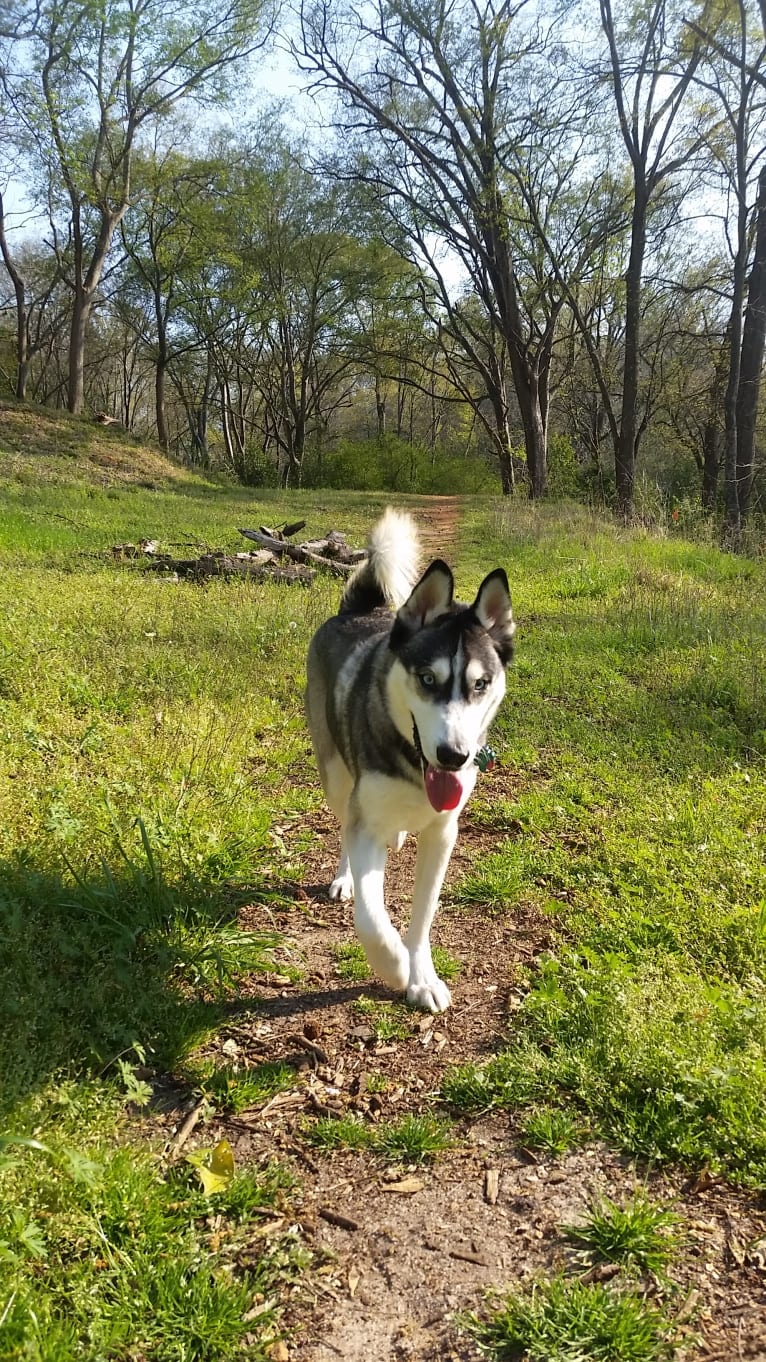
[304,1112,453,1162]
[565,1191,681,1277]
[352,995,412,1041]
[333,941,372,981]
[2,402,766,1351]
[193,1060,298,1113]
[465,1277,678,1361]
[519,1107,584,1158]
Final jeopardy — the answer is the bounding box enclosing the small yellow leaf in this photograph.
[187,1138,235,1196]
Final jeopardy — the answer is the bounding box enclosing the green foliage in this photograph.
[304,1112,452,1162]
[466,1277,678,1361]
[373,1113,453,1163]
[193,1060,297,1113]
[565,1191,681,1276]
[304,1114,373,1151]
[519,1107,583,1158]
[333,941,372,982]
[352,996,412,1041]
[301,436,493,494]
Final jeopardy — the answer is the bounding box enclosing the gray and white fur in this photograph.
[306,508,515,1013]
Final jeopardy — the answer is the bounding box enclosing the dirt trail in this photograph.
[412,496,463,564]
[158,499,766,1360]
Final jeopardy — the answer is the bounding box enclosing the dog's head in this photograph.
[386,560,515,810]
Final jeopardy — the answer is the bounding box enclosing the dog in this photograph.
[306,508,515,1013]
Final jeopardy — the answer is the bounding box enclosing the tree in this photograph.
[596,0,707,517]
[297,0,575,496]
[0,0,274,414]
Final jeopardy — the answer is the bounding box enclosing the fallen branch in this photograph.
[239,528,361,577]
[239,525,368,574]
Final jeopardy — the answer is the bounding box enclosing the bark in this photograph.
[736,162,766,520]
[616,190,647,519]
[0,191,29,400]
[701,335,729,510]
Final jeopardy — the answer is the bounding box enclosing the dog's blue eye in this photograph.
[474,677,490,692]
[419,671,436,688]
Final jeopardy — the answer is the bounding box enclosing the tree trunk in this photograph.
[701,336,729,510]
[156,360,169,453]
[617,190,647,520]
[375,374,387,437]
[68,287,90,414]
[0,191,29,401]
[736,162,766,522]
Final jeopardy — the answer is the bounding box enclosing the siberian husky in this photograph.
[306,508,515,1013]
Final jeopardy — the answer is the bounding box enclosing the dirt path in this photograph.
[412,496,464,563]
[155,500,766,1359]
[157,779,766,1361]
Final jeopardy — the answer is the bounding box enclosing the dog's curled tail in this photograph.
[340,508,420,615]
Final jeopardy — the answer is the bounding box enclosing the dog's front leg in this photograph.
[405,817,459,1013]
[347,827,409,992]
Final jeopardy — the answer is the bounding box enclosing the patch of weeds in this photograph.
[445,948,766,1186]
[465,1276,677,1361]
[0,1086,300,1362]
[207,1164,295,1221]
[565,1190,681,1277]
[333,941,371,982]
[352,995,411,1042]
[432,946,462,981]
[519,1107,583,1158]
[374,1113,453,1163]
[304,1114,373,1152]
[366,1073,388,1094]
[304,1112,452,1164]
[195,1060,297,1114]
[453,847,528,910]
[441,1046,552,1114]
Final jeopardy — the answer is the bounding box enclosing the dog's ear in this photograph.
[395,560,454,634]
[473,569,515,663]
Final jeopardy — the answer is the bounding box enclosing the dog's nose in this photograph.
[436,743,469,770]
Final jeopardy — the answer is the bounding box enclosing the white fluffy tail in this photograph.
[340,508,420,614]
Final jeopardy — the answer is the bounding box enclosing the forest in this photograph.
[2,0,766,538]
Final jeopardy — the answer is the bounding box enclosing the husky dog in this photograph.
[306,509,515,1013]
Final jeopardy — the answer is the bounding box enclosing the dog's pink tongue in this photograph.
[425,765,464,812]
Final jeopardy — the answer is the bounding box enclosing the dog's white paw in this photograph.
[406,976,452,1013]
[329,873,354,902]
[356,925,410,992]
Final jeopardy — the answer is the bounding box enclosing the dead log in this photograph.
[147,551,314,584]
[238,528,358,577]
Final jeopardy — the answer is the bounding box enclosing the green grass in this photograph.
[3,404,766,1353]
[565,1191,680,1277]
[193,1060,298,1113]
[352,995,412,1041]
[373,1113,453,1162]
[304,1112,452,1162]
[333,941,372,981]
[518,1107,584,1158]
[465,1277,678,1361]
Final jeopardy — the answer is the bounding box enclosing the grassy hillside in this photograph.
[1,403,765,1359]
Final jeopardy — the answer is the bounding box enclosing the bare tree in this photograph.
[0,0,274,414]
[296,0,571,495]
[597,0,707,517]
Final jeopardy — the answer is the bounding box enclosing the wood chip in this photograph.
[318,1207,360,1232]
[381,1177,424,1195]
[449,1247,489,1266]
[484,1169,500,1205]
[166,1100,205,1160]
